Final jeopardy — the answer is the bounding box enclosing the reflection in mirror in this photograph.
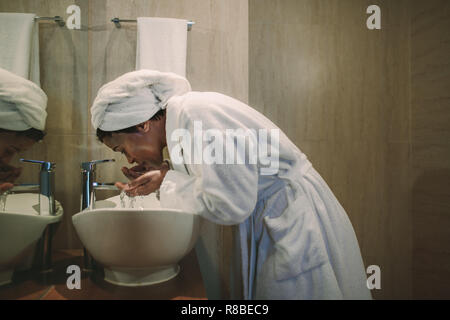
[0,12,47,195]
[0,68,47,193]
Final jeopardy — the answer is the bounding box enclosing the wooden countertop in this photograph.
[0,249,207,300]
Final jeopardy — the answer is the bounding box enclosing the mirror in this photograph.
[0,2,90,255]
[0,68,47,193]
[0,11,48,193]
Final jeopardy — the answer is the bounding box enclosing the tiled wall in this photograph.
[249,0,413,299]
[411,0,450,299]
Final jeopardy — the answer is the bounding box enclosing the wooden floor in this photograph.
[0,249,206,300]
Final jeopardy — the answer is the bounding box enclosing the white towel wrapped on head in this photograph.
[0,68,47,131]
[91,69,191,131]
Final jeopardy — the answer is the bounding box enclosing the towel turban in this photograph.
[91,69,191,131]
[0,68,47,131]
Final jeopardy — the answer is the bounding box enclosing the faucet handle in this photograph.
[81,159,115,171]
[20,159,55,171]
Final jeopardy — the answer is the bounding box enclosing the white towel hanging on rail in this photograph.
[136,17,188,77]
[0,13,40,86]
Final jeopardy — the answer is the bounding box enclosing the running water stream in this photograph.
[0,190,10,211]
[119,190,144,210]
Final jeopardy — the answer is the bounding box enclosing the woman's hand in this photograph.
[0,182,14,193]
[120,164,152,180]
[115,161,170,196]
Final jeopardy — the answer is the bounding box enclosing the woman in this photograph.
[91,69,372,300]
[0,68,47,192]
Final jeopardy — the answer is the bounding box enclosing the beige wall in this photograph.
[249,0,413,299]
[411,0,450,299]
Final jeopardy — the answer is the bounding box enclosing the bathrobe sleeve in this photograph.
[159,93,259,225]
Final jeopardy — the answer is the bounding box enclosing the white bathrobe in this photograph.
[159,91,372,300]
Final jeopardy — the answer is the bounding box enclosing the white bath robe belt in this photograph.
[159,91,372,300]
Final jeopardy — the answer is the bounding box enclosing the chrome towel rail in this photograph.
[111,17,195,31]
[34,16,65,27]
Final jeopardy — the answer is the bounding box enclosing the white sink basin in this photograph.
[0,193,63,286]
[72,193,200,287]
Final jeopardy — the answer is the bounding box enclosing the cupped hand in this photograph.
[121,164,153,180]
[115,162,169,197]
[0,182,14,193]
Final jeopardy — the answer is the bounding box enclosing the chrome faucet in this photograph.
[80,158,117,271]
[11,159,56,216]
[81,159,118,211]
[9,159,56,273]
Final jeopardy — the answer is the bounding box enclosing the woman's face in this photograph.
[0,132,36,185]
[0,133,36,164]
[102,121,165,168]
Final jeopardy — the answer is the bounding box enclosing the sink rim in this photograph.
[0,199,64,224]
[73,207,198,218]
[72,208,200,227]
